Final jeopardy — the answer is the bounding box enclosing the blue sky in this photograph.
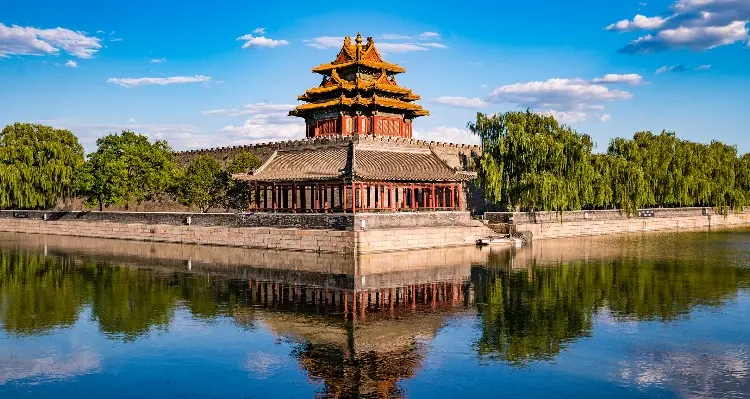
[1,0,749,153]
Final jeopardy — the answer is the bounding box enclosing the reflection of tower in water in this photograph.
[242,266,474,399]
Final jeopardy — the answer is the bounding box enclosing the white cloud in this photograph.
[433,96,488,109]
[253,27,266,35]
[483,77,634,124]
[600,114,612,122]
[41,119,214,151]
[236,33,289,49]
[206,102,304,143]
[0,23,102,58]
[106,75,211,88]
[606,14,668,31]
[150,58,166,63]
[418,32,441,40]
[655,64,686,74]
[65,60,77,68]
[304,36,342,49]
[305,32,447,52]
[420,42,449,49]
[202,102,295,117]
[591,73,644,85]
[413,126,480,145]
[695,64,712,70]
[376,43,429,52]
[608,0,750,53]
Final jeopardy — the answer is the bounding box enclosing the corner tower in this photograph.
[290,33,429,139]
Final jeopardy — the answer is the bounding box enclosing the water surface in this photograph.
[1,230,749,398]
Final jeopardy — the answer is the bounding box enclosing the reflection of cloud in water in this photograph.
[245,351,283,379]
[618,345,749,398]
[0,349,101,384]
[595,310,639,334]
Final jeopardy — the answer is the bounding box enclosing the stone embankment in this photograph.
[486,207,750,239]
[0,210,491,254]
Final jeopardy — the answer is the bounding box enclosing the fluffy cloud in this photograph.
[106,75,211,87]
[695,64,712,70]
[65,60,77,68]
[433,96,488,109]
[202,102,295,117]
[483,76,634,124]
[655,64,686,74]
[0,23,102,58]
[236,33,289,49]
[413,126,480,145]
[591,73,644,85]
[253,27,266,35]
[41,119,214,151]
[606,15,668,32]
[209,102,305,143]
[436,74,638,124]
[600,114,612,122]
[608,0,750,53]
[305,31,448,52]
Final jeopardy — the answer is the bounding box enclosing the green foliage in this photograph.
[76,131,177,210]
[226,150,262,174]
[0,123,84,209]
[471,112,750,214]
[475,255,744,364]
[225,151,262,211]
[175,155,228,212]
[468,111,595,212]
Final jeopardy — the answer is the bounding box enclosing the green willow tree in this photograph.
[470,112,750,214]
[0,123,85,209]
[468,111,595,212]
[76,131,177,210]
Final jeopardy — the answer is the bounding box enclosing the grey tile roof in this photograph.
[233,143,474,183]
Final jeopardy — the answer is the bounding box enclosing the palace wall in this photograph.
[0,210,492,254]
[486,208,750,240]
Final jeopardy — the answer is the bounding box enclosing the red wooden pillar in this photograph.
[351,182,356,213]
[411,184,416,210]
[292,182,297,212]
[272,183,277,211]
[431,183,436,209]
[457,183,462,210]
[450,184,455,210]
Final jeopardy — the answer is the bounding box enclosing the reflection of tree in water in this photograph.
[475,256,750,364]
[0,250,87,336]
[0,250,257,340]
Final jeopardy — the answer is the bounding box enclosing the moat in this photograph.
[1,230,749,398]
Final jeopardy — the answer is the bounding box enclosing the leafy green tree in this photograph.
[0,123,84,209]
[176,155,228,212]
[77,131,177,210]
[468,111,595,212]
[226,151,262,211]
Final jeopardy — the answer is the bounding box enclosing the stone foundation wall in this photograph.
[356,225,491,253]
[0,211,493,254]
[506,211,750,240]
[0,218,355,254]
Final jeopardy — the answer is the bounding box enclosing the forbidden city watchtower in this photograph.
[232,33,477,213]
[290,33,429,138]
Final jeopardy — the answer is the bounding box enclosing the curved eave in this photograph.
[312,60,406,74]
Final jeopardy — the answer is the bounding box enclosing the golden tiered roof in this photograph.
[290,33,428,118]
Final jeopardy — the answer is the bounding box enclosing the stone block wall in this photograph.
[508,211,750,240]
[0,218,355,254]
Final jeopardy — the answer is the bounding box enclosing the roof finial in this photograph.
[355,32,362,45]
